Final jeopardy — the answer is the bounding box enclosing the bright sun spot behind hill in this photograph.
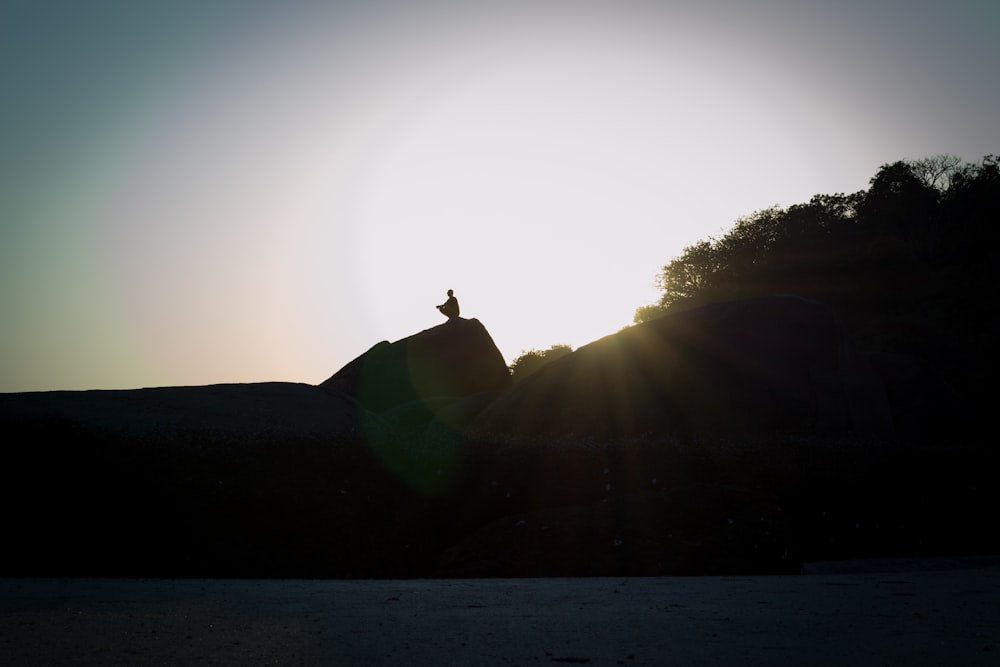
[1,0,998,391]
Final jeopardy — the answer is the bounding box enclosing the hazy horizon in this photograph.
[2,0,998,392]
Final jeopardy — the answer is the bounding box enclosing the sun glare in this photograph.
[92,4,877,385]
[340,40,721,362]
[6,1,990,391]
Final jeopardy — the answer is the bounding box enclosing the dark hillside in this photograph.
[2,157,995,578]
[640,156,999,427]
[2,297,995,577]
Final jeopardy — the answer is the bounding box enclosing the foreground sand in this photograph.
[2,558,997,666]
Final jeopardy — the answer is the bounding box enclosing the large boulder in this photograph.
[320,318,511,415]
[472,295,896,441]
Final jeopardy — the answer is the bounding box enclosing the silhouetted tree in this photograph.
[766,193,863,299]
[509,345,573,382]
[641,155,999,420]
[856,160,941,265]
[712,206,784,298]
[939,155,1000,263]
[909,154,964,191]
[633,303,667,324]
[653,239,723,310]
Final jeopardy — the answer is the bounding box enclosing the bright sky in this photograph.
[2,0,998,392]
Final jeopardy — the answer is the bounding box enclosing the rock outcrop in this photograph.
[320,317,511,417]
[472,295,896,441]
[3,298,989,580]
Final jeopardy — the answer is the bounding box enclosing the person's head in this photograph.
[447,289,454,296]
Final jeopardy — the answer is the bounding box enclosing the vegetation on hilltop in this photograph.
[508,344,573,381]
[632,155,999,418]
[518,155,997,423]
[639,155,998,318]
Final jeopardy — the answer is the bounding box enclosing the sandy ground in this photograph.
[2,559,998,666]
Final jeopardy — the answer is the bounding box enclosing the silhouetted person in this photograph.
[436,289,460,319]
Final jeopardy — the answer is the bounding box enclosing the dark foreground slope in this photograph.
[475,296,897,441]
[1,299,995,577]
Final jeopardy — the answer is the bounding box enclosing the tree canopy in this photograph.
[509,344,573,382]
[639,155,998,317]
[635,155,999,418]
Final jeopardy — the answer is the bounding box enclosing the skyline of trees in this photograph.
[636,155,998,323]
[514,155,998,402]
[628,154,998,417]
[508,344,573,381]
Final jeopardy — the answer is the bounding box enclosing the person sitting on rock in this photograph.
[436,289,460,319]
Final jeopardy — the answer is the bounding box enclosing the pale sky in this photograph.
[2,0,998,392]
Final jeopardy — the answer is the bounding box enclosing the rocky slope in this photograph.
[1,297,991,578]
